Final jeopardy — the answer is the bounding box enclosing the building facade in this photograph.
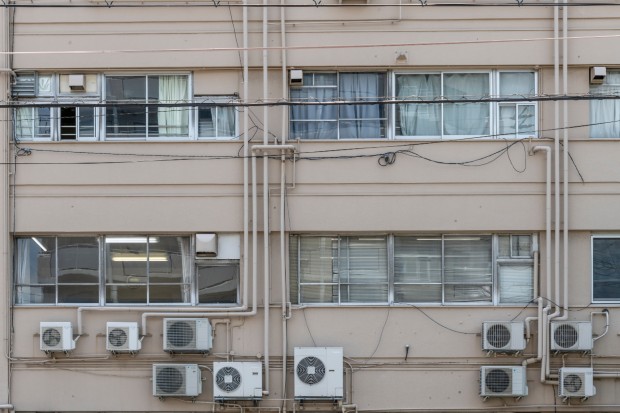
[0,1,620,412]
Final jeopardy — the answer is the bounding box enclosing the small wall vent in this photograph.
[196,233,218,258]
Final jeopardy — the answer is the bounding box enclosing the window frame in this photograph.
[13,234,241,307]
[290,233,536,306]
[194,95,239,140]
[591,235,620,303]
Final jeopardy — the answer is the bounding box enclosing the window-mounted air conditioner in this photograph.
[550,321,593,352]
[152,364,202,397]
[106,322,141,353]
[163,318,212,353]
[294,347,344,400]
[480,366,528,398]
[559,367,596,399]
[40,321,76,353]
[482,321,526,352]
[213,361,263,401]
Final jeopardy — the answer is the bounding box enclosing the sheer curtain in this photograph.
[443,73,490,136]
[591,72,620,138]
[339,73,384,139]
[290,74,337,139]
[14,108,31,139]
[396,74,441,137]
[158,75,189,137]
[216,106,236,138]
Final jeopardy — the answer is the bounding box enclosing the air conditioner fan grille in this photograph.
[216,367,242,392]
[487,324,511,348]
[167,321,196,348]
[156,366,185,394]
[108,328,128,348]
[485,369,511,394]
[297,357,326,385]
[554,324,579,348]
[42,328,62,347]
[563,373,584,394]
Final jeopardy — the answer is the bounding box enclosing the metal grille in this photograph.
[297,357,326,385]
[107,328,128,349]
[166,320,196,349]
[155,366,185,395]
[486,324,511,348]
[484,369,511,394]
[42,328,61,348]
[554,324,579,349]
[216,367,242,392]
[562,373,584,396]
[12,73,36,97]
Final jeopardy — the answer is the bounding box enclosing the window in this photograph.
[590,71,620,138]
[14,235,240,306]
[592,236,620,302]
[290,72,387,140]
[105,75,189,139]
[196,96,237,139]
[395,71,536,139]
[290,234,535,305]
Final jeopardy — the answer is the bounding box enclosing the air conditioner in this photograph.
[559,367,596,399]
[40,322,75,353]
[213,361,263,401]
[106,322,141,353]
[163,318,212,353]
[480,366,528,398]
[482,321,526,352]
[294,347,344,400]
[152,364,202,397]
[550,321,593,352]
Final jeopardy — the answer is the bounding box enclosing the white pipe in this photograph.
[591,310,609,342]
[559,0,569,322]
[262,0,271,395]
[280,3,288,408]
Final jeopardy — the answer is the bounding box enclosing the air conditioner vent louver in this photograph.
[40,322,75,353]
[163,318,212,353]
[559,367,596,398]
[152,364,202,397]
[106,322,141,353]
[294,347,343,400]
[213,362,263,400]
[480,366,528,398]
[482,322,525,352]
[551,322,593,352]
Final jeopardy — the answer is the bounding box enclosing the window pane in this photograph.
[444,236,492,283]
[517,104,536,135]
[395,74,441,137]
[394,284,442,303]
[58,285,99,304]
[498,235,510,257]
[512,235,532,257]
[498,265,533,304]
[106,237,148,283]
[499,72,535,96]
[340,284,388,303]
[197,263,239,304]
[16,237,55,285]
[36,107,51,137]
[593,238,620,301]
[290,85,338,140]
[106,105,146,137]
[150,284,188,303]
[299,237,336,283]
[444,284,491,303]
[338,73,386,139]
[15,108,33,140]
[106,76,146,101]
[149,236,185,284]
[79,107,96,138]
[443,73,490,136]
[106,285,147,304]
[15,286,55,304]
[289,236,299,305]
[56,237,99,284]
[394,236,441,283]
[300,284,337,303]
[340,237,387,284]
[156,75,189,137]
[590,71,620,138]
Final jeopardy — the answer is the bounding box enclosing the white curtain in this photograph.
[290,74,338,139]
[591,72,620,138]
[498,265,533,303]
[443,73,490,136]
[15,108,32,140]
[396,74,441,136]
[338,73,384,139]
[216,106,236,138]
[158,75,189,137]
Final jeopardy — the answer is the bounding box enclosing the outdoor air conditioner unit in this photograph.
[294,347,344,400]
[163,318,212,353]
[213,361,263,401]
[550,321,593,352]
[559,367,596,399]
[152,364,202,397]
[106,322,141,353]
[40,322,76,353]
[482,321,526,352]
[480,366,528,398]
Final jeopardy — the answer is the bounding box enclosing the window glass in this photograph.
[592,237,620,301]
[394,236,442,303]
[498,265,533,303]
[196,97,237,139]
[395,74,441,137]
[590,71,620,138]
[443,73,490,136]
[197,262,239,304]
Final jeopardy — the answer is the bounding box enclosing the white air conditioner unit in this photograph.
[213,361,263,401]
[152,364,202,397]
[550,321,593,352]
[40,322,75,353]
[480,366,528,398]
[559,367,596,399]
[163,318,212,353]
[482,321,526,352]
[294,347,344,400]
[106,322,141,353]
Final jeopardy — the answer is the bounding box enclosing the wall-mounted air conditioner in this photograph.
[559,367,596,399]
[152,364,202,397]
[213,361,263,401]
[40,322,75,353]
[482,321,526,352]
[550,321,593,352]
[163,318,212,353]
[106,322,141,353]
[480,366,528,398]
[294,347,344,400]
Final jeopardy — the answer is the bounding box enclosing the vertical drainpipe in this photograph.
[560,0,569,323]
[262,0,271,396]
